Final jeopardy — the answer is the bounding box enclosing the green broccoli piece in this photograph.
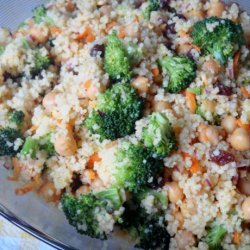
[0,46,5,55]
[20,137,39,159]
[33,5,47,24]
[31,49,50,77]
[9,110,25,128]
[160,55,196,93]
[118,196,170,250]
[0,128,22,156]
[141,112,177,158]
[85,84,144,141]
[104,32,132,82]
[143,0,160,20]
[192,17,245,64]
[61,188,123,239]
[127,42,143,66]
[205,224,227,250]
[114,142,164,193]
[187,86,202,95]
[39,133,55,157]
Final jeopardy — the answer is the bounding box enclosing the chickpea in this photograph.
[54,129,77,156]
[165,182,184,204]
[131,76,149,95]
[198,125,219,146]
[221,116,237,134]
[30,25,50,44]
[65,0,76,12]
[202,59,220,75]
[185,9,205,20]
[237,171,250,196]
[201,100,216,113]
[207,0,225,17]
[152,100,171,112]
[177,43,192,55]
[99,5,112,16]
[229,128,250,151]
[175,230,195,250]
[43,91,58,111]
[242,197,250,221]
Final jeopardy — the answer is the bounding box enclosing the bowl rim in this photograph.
[0,203,75,250]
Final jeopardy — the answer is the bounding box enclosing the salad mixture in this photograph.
[0,0,250,249]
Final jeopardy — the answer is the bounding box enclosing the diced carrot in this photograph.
[233,50,241,76]
[88,170,97,181]
[87,153,102,169]
[241,86,250,98]
[30,125,38,133]
[233,231,241,245]
[105,21,117,33]
[86,33,96,43]
[83,79,92,90]
[50,26,61,35]
[189,158,203,174]
[182,152,203,174]
[15,176,41,195]
[185,90,197,114]
[118,28,126,39]
[236,119,250,130]
[151,67,160,77]
[76,27,95,43]
[8,158,21,181]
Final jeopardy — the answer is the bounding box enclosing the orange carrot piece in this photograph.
[8,158,21,181]
[50,26,61,35]
[88,170,97,181]
[236,119,250,130]
[83,80,92,90]
[241,86,250,98]
[15,176,41,196]
[86,33,96,43]
[182,152,203,174]
[76,27,95,43]
[233,231,241,245]
[30,125,38,133]
[151,67,160,77]
[233,50,241,75]
[87,153,101,169]
[118,28,126,39]
[185,90,197,114]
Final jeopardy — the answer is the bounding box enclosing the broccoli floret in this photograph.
[104,32,132,82]
[85,84,144,141]
[192,17,245,64]
[33,5,47,24]
[31,49,50,77]
[205,224,227,250]
[0,128,22,156]
[141,112,177,158]
[61,188,123,239]
[0,46,5,55]
[119,199,170,250]
[127,42,143,66]
[114,142,164,193]
[9,110,25,128]
[40,133,55,157]
[20,137,39,159]
[143,0,160,20]
[160,55,196,93]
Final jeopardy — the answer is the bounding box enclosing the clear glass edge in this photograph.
[0,203,75,250]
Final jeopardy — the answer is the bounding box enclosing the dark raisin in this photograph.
[70,173,83,193]
[210,149,235,166]
[215,83,233,96]
[134,0,144,8]
[160,0,171,9]
[166,23,176,34]
[90,44,105,58]
[163,40,173,50]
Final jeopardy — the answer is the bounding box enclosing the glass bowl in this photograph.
[0,0,249,249]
